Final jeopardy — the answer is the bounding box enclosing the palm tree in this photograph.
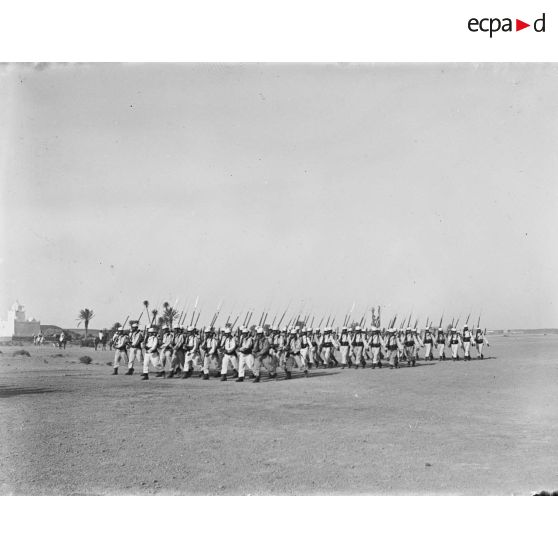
[163,306,179,328]
[77,308,95,338]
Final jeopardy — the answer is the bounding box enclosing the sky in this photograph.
[1,63,557,330]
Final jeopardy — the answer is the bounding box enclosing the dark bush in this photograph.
[13,350,31,357]
[79,356,93,364]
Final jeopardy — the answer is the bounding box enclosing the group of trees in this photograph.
[77,301,181,338]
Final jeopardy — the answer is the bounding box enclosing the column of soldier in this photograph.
[110,302,489,381]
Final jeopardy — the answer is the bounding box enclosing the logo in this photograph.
[468,13,546,37]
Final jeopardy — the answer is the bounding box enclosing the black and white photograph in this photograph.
[1,61,557,498]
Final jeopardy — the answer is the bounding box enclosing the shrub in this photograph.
[13,350,31,357]
[79,356,93,364]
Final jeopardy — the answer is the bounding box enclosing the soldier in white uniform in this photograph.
[159,325,174,377]
[201,328,219,379]
[386,328,401,369]
[127,322,143,375]
[462,325,472,361]
[287,329,308,379]
[403,328,419,367]
[112,327,129,375]
[422,327,434,361]
[275,327,289,372]
[338,327,351,369]
[351,326,366,369]
[320,327,336,367]
[237,327,255,382]
[436,328,446,360]
[220,328,238,381]
[474,328,489,359]
[142,327,162,380]
[169,325,186,378]
[369,326,383,369]
[252,327,271,382]
[448,327,462,361]
[184,326,200,378]
[299,328,312,369]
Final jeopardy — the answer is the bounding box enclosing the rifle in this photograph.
[231,315,240,330]
[242,309,250,327]
[190,296,199,327]
[122,315,130,329]
[136,310,144,325]
[318,317,324,329]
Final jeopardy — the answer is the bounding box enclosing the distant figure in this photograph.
[95,330,107,351]
[58,331,67,349]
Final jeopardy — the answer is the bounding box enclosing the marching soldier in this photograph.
[320,327,336,368]
[276,327,289,372]
[159,325,174,377]
[351,326,366,369]
[127,322,143,375]
[300,328,312,369]
[436,328,446,360]
[385,328,401,369]
[462,325,472,361]
[448,327,462,361]
[142,326,163,380]
[474,327,489,359]
[422,327,434,361]
[184,326,200,378]
[59,330,67,349]
[237,327,255,382]
[338,326,351,369]
[403,327,418,367]
[112,327,129,375]
[369,326,383,369]
[220,328,238,381]
[252,327,271,382]
[201,328,219,379]
[169,325,186,378]
[287,329,308,379]
[310,328,323,368]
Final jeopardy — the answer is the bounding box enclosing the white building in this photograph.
[0,301,41,340]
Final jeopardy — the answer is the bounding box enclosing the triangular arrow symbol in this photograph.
[516,19,530,31]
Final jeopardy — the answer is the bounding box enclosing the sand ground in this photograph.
[1,335,557,495]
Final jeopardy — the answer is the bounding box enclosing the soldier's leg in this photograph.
[142,353,151,375]
[339,346,349,367]
[463,341,471,360]
[353,346,363,369]
[221,354,231,379]
[113,349,125,375]
[451,344,458,360]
